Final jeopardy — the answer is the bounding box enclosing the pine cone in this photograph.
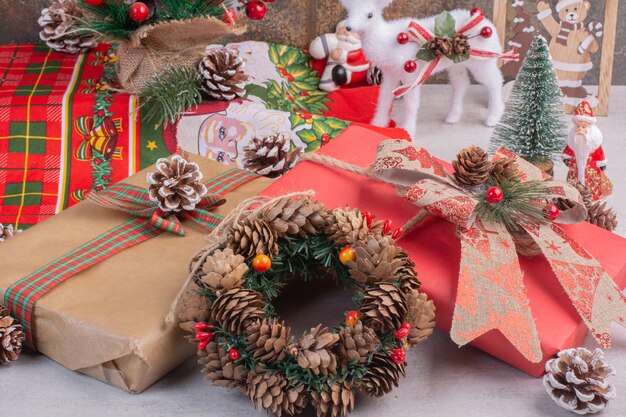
[452,146,492,187]
[427,36,453,58]
[311,381,355,417]
[246,319,292,364]
[0,307,25,365]
[360,352,406,397]
[405,290,436,348]
[396,250,421,293]
[336,321,378,365]
[243,134,303,178]
[228,217,279,257]
[570,180,594,207]
[325,207,370,246]
[490,157,520,184]
[288,325,339,376]
[246,372,308,417]
[147,155,207,212]
[178,287,211,332]
[0,224,20,242]
[38,0,97,54]
[200,248,248,292]
[451,34,471,56]
[511,229,542,258]
[211,288,265,334]
[262,196,328,238]
[346,235,404,285]
[199,48,250,101]
[199,340,247,388]
[543,348,616,415]
[587,201,618,232]
[366,66,382,86]
[359,283,408,333]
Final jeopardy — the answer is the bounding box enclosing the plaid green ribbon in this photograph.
[4,167,258,349]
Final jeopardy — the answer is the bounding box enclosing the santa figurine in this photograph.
[309,20,371,92]
[563,100,613,200]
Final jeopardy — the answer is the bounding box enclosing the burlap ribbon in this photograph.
[371,140,626,362]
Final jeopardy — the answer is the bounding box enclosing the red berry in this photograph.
[95,186,104,191]
[246,1,267,20]
[97,109,105,117]
[102,175,110,181]
[252,254,272,272]
[129,2,150,23]
[471,7,483,17]
[404,60,417,73]
[395,327,410,339]
[197,339,209,351]
[362,211,373,229]
[401,322,411,330]
[391,348,407,364]
[94,158,102,165]
[222,9,237,26]
[321,134,331,144]
[391,227,403,240]
[345,311,360,327]
[545,204,560,221]
[383,219,393,235]
[193,322,215,332]
[85,0,104,6]
[339,246,357,265]
[480,26,493,38]
[300,91,308,97]
[485,186,504,204]
[229,348,240,360]
[397,32,409,44]
[195,332,213,342]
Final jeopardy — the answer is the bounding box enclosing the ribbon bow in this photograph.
[394,10,519,98]
[372,140,626,362]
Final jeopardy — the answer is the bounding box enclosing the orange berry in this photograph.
[252,254,272,272]
[345,311,360,327]
[339,246,357,265]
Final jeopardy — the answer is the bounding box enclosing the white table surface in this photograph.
[2,85,626,417]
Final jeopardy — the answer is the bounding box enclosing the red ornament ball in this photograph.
[85,0,104,6]
[404,60,417,73]
[397,32,410,45]
[480,26,493,38]
[545,204,560,221]
[246,1,267,20]
[229,348,240,360]
[252,254,272,272]
[471,7,484,17]
[485,186,504,204]
[129,2,150,23]
[391,348,407,364]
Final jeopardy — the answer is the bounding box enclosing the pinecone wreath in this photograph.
[243,134,303,178]
[366,66,383,86]
[0,224,21,243]
[452,146,492,187]
[543,348,616,414]
[0,306,25,365]
[147,155,208,212]
[38,0,97,54]
[199,48,251,101]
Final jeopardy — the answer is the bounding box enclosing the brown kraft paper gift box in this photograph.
[0,155,273,393]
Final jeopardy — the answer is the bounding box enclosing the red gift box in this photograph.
[261,124,626,376]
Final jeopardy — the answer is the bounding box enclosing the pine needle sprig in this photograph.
[156,0,226,21]
[77,0,144,40]
[140,65,203,127]
[475,179,550,231]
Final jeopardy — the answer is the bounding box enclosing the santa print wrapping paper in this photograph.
[0,155,273,393]
[261,126,626,376]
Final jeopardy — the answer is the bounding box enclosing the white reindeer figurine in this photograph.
[340,0,507,139]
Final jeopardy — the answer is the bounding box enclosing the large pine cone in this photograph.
[405,290,436,348]
[262,196,328,238]
[359,283,408,333]
[199,48,250,101]
[0,223,20,242]
[177,287,211,332]
[38,0,97,54]
[587,201,618,232]
[147,155,207,212]
[243,134,303,178]
[246,372,308,417]
[200,248,248,292]
[452,146,491,187]
[336,321,377,365]
[490,157,520,184]
[0,307,25,365]
[246,319,292,364]
[311,381,355,417]
[543,348,616,415]
[229,217,279,258]
[360,352,406,397]
[210,288,265,334]
[346,235,404,285]
[396,250,421,293]
[199,340,247,388]
[288,325,339,376]
[325,207,370,246]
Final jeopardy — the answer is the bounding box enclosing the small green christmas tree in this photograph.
[490,36,566,164]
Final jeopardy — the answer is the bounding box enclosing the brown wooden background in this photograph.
[1,0,623,84]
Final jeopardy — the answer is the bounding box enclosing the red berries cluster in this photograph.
[361,211,403,240]
[193,322,215,351]
[390,322,411,364]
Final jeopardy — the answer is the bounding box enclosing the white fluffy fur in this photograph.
[340,0,506,139]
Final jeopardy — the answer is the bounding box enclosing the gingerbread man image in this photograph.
[537,0,603,111]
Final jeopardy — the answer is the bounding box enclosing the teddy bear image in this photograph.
[309,20,371,92]
[537,0,603,111]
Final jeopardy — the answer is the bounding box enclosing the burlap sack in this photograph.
[116,16,245,92]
